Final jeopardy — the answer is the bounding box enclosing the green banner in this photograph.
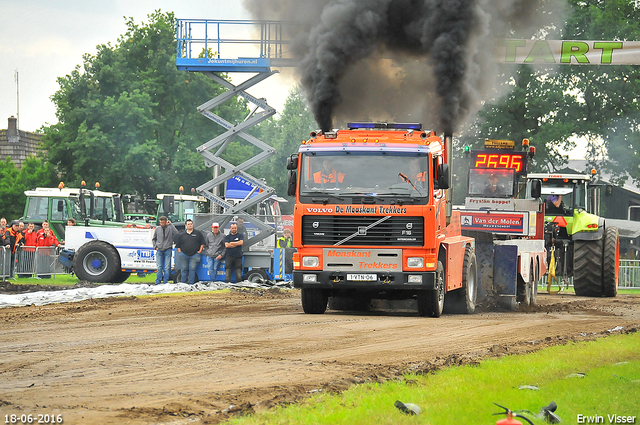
[496,40,640,65]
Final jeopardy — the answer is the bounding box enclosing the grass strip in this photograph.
[227,330,640,425]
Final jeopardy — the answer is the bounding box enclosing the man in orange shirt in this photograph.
[36,221,60,247]
[313,159,345,187]
[18,222,38,278]
[36,221,59,279]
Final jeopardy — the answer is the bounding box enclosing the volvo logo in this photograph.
[406,223,413,230]
[313,222,320,228]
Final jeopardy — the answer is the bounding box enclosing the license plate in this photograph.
[347,274,377,281]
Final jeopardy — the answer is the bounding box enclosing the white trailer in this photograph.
[64,226,156,283]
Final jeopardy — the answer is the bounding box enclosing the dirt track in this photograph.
[0,288,639,424]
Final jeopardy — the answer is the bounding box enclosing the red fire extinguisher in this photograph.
[493,404,534,425]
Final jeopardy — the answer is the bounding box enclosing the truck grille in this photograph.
[302,215,424,246]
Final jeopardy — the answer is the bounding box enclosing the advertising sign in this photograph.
[460,211,530,235]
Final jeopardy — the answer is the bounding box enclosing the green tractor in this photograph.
[528,172,619,297]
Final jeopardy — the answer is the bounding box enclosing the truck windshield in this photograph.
[541,180,587,210]
[299,153,429,197]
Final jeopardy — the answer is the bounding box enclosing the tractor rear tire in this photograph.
[418,261,445,317]
[573,239,604,297]
[73,241,120,283]
[301,288,328,314]
[602,226,619,297]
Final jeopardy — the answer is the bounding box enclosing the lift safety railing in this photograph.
[175,19,298,249]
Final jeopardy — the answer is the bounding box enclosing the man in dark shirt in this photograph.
[224,222,244,283]
[175,219,205,284]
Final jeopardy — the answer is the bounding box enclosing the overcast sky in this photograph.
[0,0,296,132]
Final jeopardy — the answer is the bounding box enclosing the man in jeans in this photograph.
[152,216,178,285]
[205,222,225,281]
[224,222,244,283]
[175,219,206,284]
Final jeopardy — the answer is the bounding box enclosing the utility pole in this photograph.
[14,69,19,129]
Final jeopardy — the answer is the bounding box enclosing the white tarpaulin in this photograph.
[496,40,640,65]
[0,280,293,309]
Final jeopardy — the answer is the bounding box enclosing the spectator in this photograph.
[18,221,24,233]
[67,218,76,226]
[236,217,249,251]
[175,219,205,285]
[36,221,59,279]
[224,222,244,283]
[4,220,24,278]
[0,217,7,245]
[151,216,178,285]
[23,223,38,247]
[19,223,38,278]
[277,229,293,248]
[205,222,226,281]
[36,221,60,247]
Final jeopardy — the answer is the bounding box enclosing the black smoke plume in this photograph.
[243,0,565,133]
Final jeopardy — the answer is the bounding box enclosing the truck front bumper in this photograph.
[293,270,436,291]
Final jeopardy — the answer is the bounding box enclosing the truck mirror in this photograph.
[287,170,297,196]
[605,184,613,196]
[286,154,299,171]
[163,196,175,214]
[530,179,542,198]
[437,163,450,190]
[57,200,64,212]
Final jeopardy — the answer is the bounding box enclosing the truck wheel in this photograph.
[244,269,270,284]
[573,239,603,297]
[444,246,477,314]
[418,261,445,317]
[602,226,619,297]
[301,288,328,314]
[517,274,531,306]
[530,261,538,306]
[73,241,120,283]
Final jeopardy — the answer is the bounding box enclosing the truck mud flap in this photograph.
[493,245,518,308]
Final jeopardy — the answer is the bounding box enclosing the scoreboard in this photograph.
[471,151,528,176]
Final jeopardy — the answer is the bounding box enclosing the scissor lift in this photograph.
[176,19,295,248]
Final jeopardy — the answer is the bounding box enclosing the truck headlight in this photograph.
[407,257,424,268]
[302,256,319,267]
[303,274,318,282]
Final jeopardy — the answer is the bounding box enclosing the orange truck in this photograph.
[286,122,476,316]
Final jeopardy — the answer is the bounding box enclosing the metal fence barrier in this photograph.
[619,259,640,288]
[0,246,10,279]
[11,246,68,279]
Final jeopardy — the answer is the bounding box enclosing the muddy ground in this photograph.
[0,285,638,425]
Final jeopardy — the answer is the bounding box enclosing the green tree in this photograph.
[0,156,59,220]
[41,11,250,205]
